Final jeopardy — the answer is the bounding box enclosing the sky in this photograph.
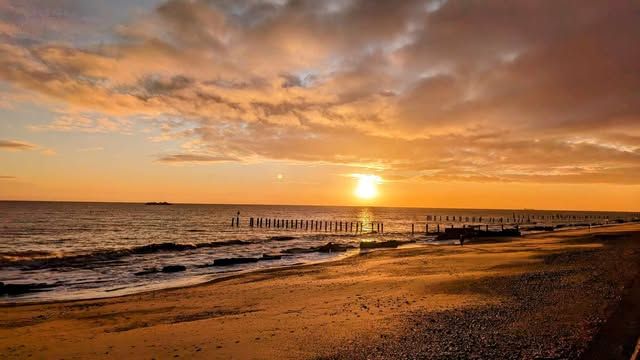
[0,0,639,211]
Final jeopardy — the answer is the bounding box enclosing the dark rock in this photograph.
[135,243,196,254]
[359,240,413,249]
[269,236,296,241]
[261,254,282,261]
[212,257,260,266]
[316,242,354,253]
[161,265,186,273]
[134,267,159,276]
[0,282,58,296]
[526,226,555,232]
[282,242,355,254]
[281,247,314,254]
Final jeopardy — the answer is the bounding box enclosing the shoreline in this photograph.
[2,223,640,359]
[1,221,635,307]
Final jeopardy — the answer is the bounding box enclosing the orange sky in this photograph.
[1,0,639,211]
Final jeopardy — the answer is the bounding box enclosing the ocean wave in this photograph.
[0,239,253,270]
[0,249,55,258]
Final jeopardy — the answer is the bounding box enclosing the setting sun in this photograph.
[354,174,382,200]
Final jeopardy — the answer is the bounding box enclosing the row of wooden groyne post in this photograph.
[230,212,639,235]
[231,215,384,234]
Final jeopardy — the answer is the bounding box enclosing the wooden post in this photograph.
[231,218,235,226]
[411,223,414,235]
[437,223,440,233]
[236,212,240,227]
[381,223,384,234]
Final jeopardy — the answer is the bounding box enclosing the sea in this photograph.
[1,201,637,302]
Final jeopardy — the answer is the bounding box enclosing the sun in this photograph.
[354,174,382,200]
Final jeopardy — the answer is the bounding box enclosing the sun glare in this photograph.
[354,174,382,200]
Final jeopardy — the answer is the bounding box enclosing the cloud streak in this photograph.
[0,139,36,151]
[157,153,239,163]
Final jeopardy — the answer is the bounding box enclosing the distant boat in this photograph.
[144,202,173,206]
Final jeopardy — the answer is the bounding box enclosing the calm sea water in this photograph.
[0,201,637,302]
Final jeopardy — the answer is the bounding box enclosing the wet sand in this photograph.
[2,224,640,359]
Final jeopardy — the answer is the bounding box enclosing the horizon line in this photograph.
[0,199,637,214]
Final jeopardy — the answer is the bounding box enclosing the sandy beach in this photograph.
[2,224,639,359]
